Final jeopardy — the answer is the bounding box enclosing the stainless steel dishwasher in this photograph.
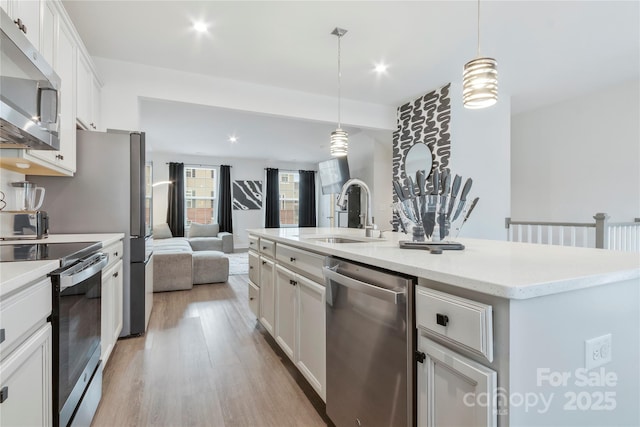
[323,257,415,427]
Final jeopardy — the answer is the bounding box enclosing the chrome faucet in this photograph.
[336,178,377,237]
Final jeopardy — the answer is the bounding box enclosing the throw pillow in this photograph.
[153,223,173,239]
[189,223,219,238]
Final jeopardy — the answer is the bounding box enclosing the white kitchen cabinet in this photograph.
[0,275,53,427]
[416,334,497,427]
[275,264,296,361]
[101,259,123,363]
[296,273,326,400]
[247,249,260,318]
[100,239,123,364]
[0,323,52,427]
[2,0,40,49]
[40,0,55,66]
[76,51,101,131]
[274,264,326,399]
[259,257,275,335]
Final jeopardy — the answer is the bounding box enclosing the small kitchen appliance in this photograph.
[0,210,49,240]
[11,180,46,210]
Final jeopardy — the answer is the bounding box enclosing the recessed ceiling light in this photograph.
[193,21,208,33]
[374,62,389,74]
[229,136,238,143]
[15,162,30,169]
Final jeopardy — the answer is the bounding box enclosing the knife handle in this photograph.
[431,169,440,195]
[464,197,480,221]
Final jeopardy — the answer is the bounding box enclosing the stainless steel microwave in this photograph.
[0,8,60,150]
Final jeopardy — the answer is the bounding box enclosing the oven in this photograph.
[50,249,108,427]
[0,241,108,427]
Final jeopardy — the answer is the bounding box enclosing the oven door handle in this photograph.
[59,253,108,290]
[323,266,404,304]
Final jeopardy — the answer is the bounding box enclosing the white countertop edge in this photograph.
[0,233,125,248]
[247,228,640,300]
[0,260,59,297]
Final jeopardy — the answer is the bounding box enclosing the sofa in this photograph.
[154,222,234,253]
[152,223,230,292]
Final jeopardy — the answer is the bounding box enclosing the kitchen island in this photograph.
[247,227,640,427]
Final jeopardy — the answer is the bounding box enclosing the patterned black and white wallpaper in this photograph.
[233,180,262,210]
[392,82,451,190]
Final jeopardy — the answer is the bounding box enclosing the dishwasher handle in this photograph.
[323,266,404,304]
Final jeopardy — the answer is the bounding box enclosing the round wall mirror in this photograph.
[404,143,433,180]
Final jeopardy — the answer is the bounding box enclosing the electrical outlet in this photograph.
[585,334,612,370]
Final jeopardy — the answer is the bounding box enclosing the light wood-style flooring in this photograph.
[91,274,329,427]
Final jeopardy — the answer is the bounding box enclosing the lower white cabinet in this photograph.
[416,334,497,427]
[248,281,260,318]
[275,265,296,360]
[0,323,52,427]
[295,273,326,401]
[101,259,123,363]
[274,264,326,400]
[259,257,275,335]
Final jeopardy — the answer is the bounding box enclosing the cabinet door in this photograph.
[40,0,56,66]
[259,257,275,336]
[296,274,326,401]
[275,264,296,361]
[417,335,497,427]
[91,76,101,130]
[111,259,123,345]
[76,52,92,128]
[248,250,259,285]
[10,0,40,49]
[101,263,116,362]
[0,323,52,427]
[248,281,259,318]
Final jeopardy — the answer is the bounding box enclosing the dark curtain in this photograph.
[217,165,233,233]
[265,168,280,228]
[167,162,185,237]
[298,170,316,227]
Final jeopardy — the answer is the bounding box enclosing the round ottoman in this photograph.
[192,251,229,284]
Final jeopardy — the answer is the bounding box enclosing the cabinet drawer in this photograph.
[276,243,324,284]
[248,282,260,318]
[259,239,276,258]
[248,235,259,251]
[103,240,123,269]
[248,250,260,285]
[0,278,52,357]
[416,286,493,362]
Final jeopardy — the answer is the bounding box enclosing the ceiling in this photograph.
[63,1,639,161]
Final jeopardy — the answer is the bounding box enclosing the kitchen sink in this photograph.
[306,237,365,244]
[301,235,384,244]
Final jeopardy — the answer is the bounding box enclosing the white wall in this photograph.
[94,57,395,133]
[151,151,315,250]
[449,83,512,240]
[511,79,640,223]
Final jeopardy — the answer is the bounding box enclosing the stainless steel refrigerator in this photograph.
[31,129,153,337]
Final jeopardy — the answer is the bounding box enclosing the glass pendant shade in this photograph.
[463,57,498,109]
[330,128,348,157]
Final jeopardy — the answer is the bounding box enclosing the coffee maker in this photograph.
[0,181,49,240]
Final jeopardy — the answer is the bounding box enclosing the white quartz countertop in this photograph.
[0,233,125,298]
[247,227,640,300]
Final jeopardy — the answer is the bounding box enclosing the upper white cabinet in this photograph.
[2,0,40,49]
[76,50,101,131]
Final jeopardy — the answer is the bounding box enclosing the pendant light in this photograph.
[463,0,498,109]
[330,27,348,157]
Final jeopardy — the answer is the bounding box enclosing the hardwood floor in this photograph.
[91,274,330,427]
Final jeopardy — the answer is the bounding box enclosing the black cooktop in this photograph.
[0,241,102,266]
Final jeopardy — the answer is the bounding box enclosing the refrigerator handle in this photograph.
[129,132,145,237]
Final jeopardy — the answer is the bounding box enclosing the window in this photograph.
[184,166,218,226]
[279,171,299,227]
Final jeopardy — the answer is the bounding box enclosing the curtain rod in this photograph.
[165,163,232,168]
